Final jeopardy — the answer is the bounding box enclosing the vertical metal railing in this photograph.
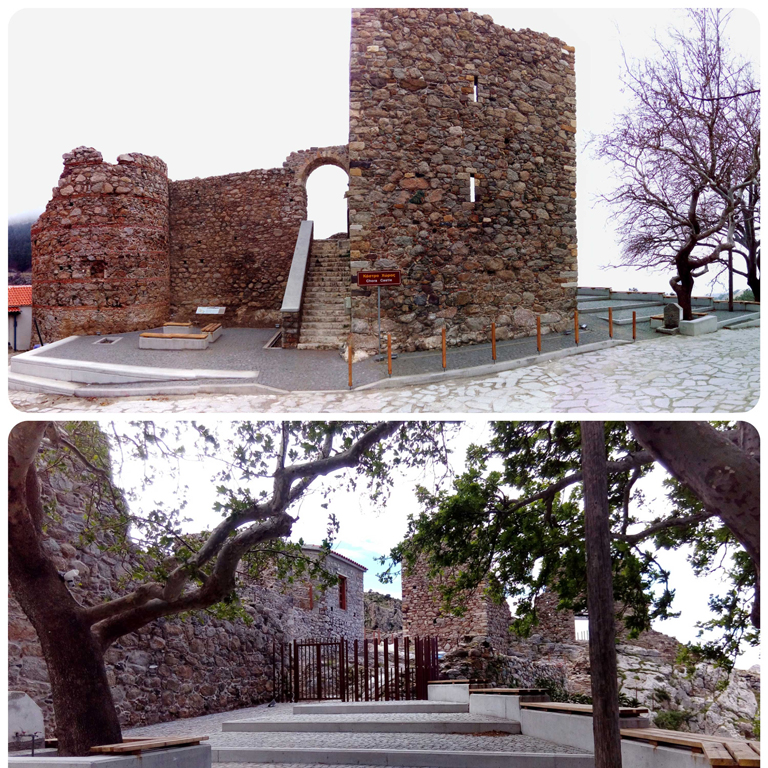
[273,635,439,703]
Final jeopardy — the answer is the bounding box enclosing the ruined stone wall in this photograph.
[168,167,306,327]
[31,147,170,341]
[348,8,578,353]
[401,557,511,651]
[8,441,364,732]
[533,589,576,642]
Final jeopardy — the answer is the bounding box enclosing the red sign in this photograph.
[357,270,402,287]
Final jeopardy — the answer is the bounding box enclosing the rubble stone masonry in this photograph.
[8,447,364,732]
[31,147,170,341]
[348,8,578,352]
[31,10,578,353]
[401,556,512,652]
[168,168,305,328]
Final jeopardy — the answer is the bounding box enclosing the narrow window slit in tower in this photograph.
[473,75,479,102]
[469,174,476,203]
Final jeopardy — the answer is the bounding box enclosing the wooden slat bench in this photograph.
[139,332,209,350]
[521,701,650,718]
[620,727,760,766]
[472,688,550,696]
[200,322,223,342]
[162,322,195,334]
[90,735,209,754]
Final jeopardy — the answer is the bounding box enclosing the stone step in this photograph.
[297,341,347,349]
[222,719,521,734]
[294,702,470,715]
[211,746,593,767]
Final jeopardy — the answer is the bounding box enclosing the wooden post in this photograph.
[348,336,353,389]
[354,639,359,702]
[574,309,579,345]
[387,334,392,377]
[384,638,390,701]
[491,322,497,362]
[581,421,623,768]
[364,639,369,701]
[441,327,447,371]
[608,307,613,339]
[536,315,541,353]
[632,311,637,341]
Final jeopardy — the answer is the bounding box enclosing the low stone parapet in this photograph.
[679,315,718,336]
[428,683,470,703]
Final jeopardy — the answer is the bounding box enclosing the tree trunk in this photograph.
[8,433,123,756]
[580,422,623,768]
[628,421,760,630]
[746,256,760,302]
[626,422,759,565]
[672,262,695,320]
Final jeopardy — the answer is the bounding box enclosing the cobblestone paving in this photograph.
[10,327,758,414]
[207,731,588,753]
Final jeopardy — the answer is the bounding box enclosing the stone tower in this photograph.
[31,147,171,340]
[347,8,578,352]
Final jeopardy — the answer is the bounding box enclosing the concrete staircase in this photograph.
[297,238,350,350]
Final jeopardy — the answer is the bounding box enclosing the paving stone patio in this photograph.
[121,702,588,767]
[10,326,759,414]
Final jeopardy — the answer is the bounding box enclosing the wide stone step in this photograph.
[297,341,344,349]
[222,719,522,734]
[294,702,470,715]
[211,747,592,767]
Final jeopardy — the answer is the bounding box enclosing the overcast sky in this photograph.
[110,420,760,669]
[6,6,760,294]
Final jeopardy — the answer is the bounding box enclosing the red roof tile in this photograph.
[8,286,32,307]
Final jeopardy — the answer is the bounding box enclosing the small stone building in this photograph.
[31,8,577,354]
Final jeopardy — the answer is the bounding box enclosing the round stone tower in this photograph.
[32,146,171,341]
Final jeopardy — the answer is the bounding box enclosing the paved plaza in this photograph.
[10,326,758,414]
[122,702,588,768]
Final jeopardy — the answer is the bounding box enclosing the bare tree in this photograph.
[593,10,760,318]
[8,420,432,756]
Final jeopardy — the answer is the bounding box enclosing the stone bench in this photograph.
[139,332,209,350]
[162,322,197,334]
[620,727,760,766]
[200,322,223,342]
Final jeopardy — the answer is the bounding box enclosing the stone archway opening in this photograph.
[306,164,349,239]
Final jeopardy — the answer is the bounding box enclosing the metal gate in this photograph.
[273,635,439,702]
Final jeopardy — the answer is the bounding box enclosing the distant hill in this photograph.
[8,217,35,273]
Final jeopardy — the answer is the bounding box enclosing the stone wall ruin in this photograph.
[31,9,577,353]
[8,442,365,732]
